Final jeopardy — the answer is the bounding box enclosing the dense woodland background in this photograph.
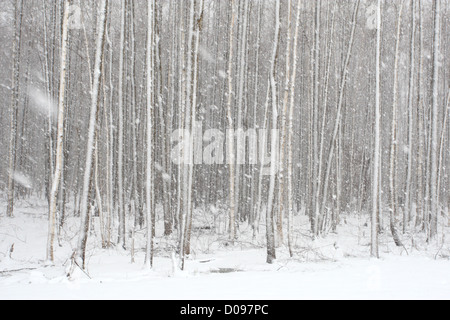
[0,0,448,270]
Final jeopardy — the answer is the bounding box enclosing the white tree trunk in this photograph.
[226,0,237,241]
[235,0,249,223]
[278,0,293,246]
[372,0,382,259]
[311,0,321,236]
[430,0,441,239]
[319,0,360,235]
[287,0,302,257]
[74,0,108,269]
[117,0,126,249]
[145,0,155,269]
[266,0,281,264]
[47,0,70,262]
[404,0,416,233]
[389,1,405,248]
[314,0,337,236]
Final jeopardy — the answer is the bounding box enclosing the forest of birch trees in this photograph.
[0,0,448,269]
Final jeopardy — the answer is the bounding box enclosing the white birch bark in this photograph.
[47,0,70,262]
[287,0,302,257]
[278,0,293,246]
[372,0,382,259]
[314,0,337,236]
[226,0,237,241]
[389,1,405,248]
[430,0,441,239]
[145,0,155,269]
[117,0,126,249]
[235,0,249,223]
[405,0,416,233]
[266,0,281,264]
[319,0,360,235]
[74,0,108,269]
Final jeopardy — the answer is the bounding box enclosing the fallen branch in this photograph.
[0,267,37,275]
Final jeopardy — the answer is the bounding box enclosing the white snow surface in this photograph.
[0,198,449,300]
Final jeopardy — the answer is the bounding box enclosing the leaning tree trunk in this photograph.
[73,0,108,270]
[319,0,360,236]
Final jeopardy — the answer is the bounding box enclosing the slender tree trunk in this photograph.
[74,0,108,269]
[251,0,263,238]
[416,0,425,229]
[235,0,249,224]
[437,92,450,213]
[266,0,281,264]
[278,0,293,246]
[226,0,237,241]
[107,20,114,245]
[315,0,337,236]
[184,0,204,259]
[287,0,302,258]
[311,0,321,236]
[404,0,416,233]
[6,0,24,218]
[102,43,112,247]
[320,0,360,236]
[389,1,405,248]
[429,0,441,239]
[117,0,126,249]
[145,0,155,269]
[129,0,141,235]
[372,0,382,259]
[47,0,70,262]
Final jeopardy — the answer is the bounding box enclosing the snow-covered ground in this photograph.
[0,198,449,300]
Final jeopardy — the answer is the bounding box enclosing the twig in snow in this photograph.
[0,267,38,275]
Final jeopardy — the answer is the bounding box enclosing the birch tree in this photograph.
[287,0,303,257]
[429,0,441,239]
[266,0,281,264]
[145,0,155,269]
[226,0,237,241]
[6,0,24,218]
[278,0,293,245]
[47,0,70,262]
[72,0,108,270]
[318,0,360,236]
[235,0,249,224]
[389,1,405,248]
[371,0,382,259]
[404,0,416,233]
[117,0,126,249]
